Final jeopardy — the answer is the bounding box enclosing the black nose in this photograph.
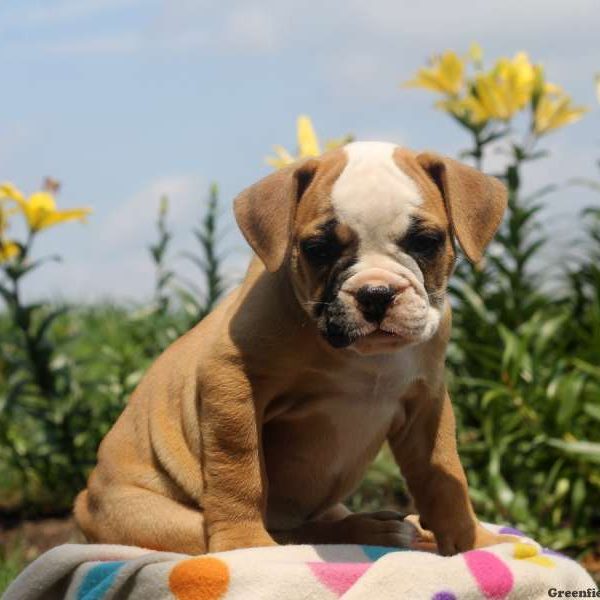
[355,285,395,322]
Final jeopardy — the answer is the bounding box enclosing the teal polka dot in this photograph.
[361,545,405,561]
[77,561,125,600]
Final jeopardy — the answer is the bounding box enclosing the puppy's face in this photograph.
[290,143,454,354]
[235,142,507,355]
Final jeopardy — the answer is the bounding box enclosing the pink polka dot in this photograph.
[308,562,371,597]
[464,550,514,599]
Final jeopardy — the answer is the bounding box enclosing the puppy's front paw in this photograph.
[412,518,521,556]
[209,523,277,553]
[336,511,415,548]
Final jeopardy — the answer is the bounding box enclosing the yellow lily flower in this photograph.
[266,115,347,169]
[437,94,490,125]
[404,51,465,95]
[532,65,562,105]
[475,73,513,119]
[492,52,537,113]
[0,182,25,202]
[0,182,91,232]
[468,42,483,67]
[325,136,353,152]
[266,145,296,169]
[534,93,587,135]
[0,239,19,262]
[415,46,587,136]
[440,53,540,125]
[0,201,8,233]
[438,73,518,125]
[297,115,321,158]
[0,200,18,262]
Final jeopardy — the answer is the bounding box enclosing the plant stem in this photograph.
[3,230,56,397]
[473,130,484,171]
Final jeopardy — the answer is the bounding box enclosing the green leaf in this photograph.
[547,439,600,464]
[34,307,69,345]
[571,477,586,518]
[555,373,586,427]
[583,402,600,422]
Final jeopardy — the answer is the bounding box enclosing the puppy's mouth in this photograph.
[317,279,438,350]
[322,323,400,349]
[320,300,437,350]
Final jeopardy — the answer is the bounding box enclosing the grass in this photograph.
[0,544,26,596]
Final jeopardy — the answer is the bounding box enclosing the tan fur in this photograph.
[416,152,508,264]
[75,145,513,555]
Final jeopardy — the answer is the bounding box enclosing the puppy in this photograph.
[75,142,513,555]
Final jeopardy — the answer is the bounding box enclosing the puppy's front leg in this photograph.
[389,389,515,555]
[201,367,276,553]
[271,505,413,547]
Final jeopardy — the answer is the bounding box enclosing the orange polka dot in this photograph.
[169,556,229,600]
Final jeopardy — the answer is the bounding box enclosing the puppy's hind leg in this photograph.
[74,486,206,554]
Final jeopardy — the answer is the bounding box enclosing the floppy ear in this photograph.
[416,152,507,264]
[234,159,319,272]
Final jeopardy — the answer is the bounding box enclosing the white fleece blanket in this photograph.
[3,524,596,600]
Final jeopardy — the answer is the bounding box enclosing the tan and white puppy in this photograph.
[75,142,513,556]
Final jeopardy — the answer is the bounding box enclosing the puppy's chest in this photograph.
[263,369,411,529]
[265,368,407,442]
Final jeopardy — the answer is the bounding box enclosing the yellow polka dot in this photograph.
[524,555,556,569]
[513,543,556,569]
[169,556,229,600]
[513,542,538,559]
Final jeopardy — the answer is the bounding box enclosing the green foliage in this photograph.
[0,185,226,515]
[0,155,598,567]
[149,195,175,315]
[177,183,227,326]
[444,120,600,555]
[0,229,88,511]
[0,543,25,597]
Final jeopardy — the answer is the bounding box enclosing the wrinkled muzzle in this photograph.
[319,266,441,349]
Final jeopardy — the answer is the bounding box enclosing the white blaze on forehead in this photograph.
[331,142,422,253]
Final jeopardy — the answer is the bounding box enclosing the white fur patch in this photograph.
[331,142,422,254]
[331,142,441,349]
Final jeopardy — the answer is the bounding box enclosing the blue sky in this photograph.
[1,0,599,301]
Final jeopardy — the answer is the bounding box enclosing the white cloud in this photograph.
[343,0,598,40]
[41,252,156,303]
[24,0,142,24]
[147,1,280,55]
[6,2,278,57]
[100,174,206,251]
[324,51,401,100]
[5,0,598,61]
[23,172,252,302]
[221,5,278,53]
[43,33,141,55]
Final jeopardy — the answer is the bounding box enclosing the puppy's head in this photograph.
[235,142,506,355]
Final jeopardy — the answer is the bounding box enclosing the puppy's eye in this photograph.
[402,230,446,259]
[301,237,342,266]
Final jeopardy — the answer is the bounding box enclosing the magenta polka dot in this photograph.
[464,550,514,599]
[308,562,371,596]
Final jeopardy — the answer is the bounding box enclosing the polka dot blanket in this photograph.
[4,524,596,599]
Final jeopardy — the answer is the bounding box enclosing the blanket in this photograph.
[3,524,596,599]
